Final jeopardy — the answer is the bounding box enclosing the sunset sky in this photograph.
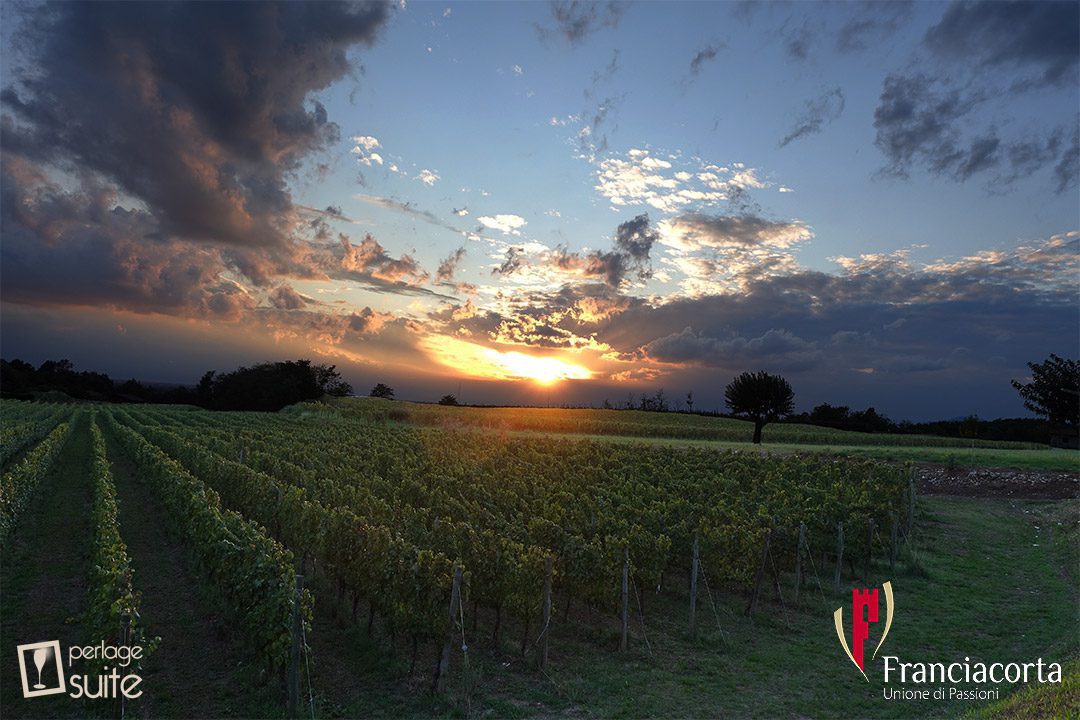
[1,1,1077,420]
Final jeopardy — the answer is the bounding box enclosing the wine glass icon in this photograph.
[32,647,51,689]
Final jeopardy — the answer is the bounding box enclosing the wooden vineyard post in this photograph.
[537,556,553,669]
[287,574,304,719]
[794,522,806,604]
[689,535,700,638]
[864,518,875,583]
[834,522,844,593]
[434,565,463,693]
[116,613,131,720]
[907,467,916,534]
[889,514,898,573]
[745,528,772,617]
[620,548,630,652]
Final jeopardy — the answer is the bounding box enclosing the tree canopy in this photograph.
[724,371,795,444]
[1011,354,1079,428]
[369,383,395,399]
[201,360,352,411]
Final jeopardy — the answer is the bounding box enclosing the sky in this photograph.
[1,0,1077,421]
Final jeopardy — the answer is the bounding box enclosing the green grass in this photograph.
[966,657,1080,719]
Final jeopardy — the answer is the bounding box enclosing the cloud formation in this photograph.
[872,74,1076,190]
[689,45,721,76]
[780,88,845,147]
[836,2,912,53]
[436,247,467,283]
[594,149,767,213]
[478,214,527,235]
[923,1,1079,87]
[1,1,391,249]
[659,213,812,252]
[539,1,625,46]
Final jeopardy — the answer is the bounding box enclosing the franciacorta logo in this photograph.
[833,580,894,682]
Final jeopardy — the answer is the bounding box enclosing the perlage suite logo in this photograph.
[833,580,894,681]
[16,640,66,699]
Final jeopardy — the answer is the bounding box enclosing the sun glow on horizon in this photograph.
[422,335,593,384]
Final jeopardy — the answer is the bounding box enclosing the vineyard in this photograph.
[1,398,1075,718]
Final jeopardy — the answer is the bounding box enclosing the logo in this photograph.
[15,639,145,701]
[16,641,66,699]
[834,580,894,681]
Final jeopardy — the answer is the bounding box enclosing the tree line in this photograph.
[1,358,351,411]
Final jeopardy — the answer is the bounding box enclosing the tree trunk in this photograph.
[752,418,764,444]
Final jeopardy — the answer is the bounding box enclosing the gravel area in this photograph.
[915,463,1079,500]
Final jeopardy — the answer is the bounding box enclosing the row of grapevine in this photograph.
[0,402,68,468]
[101,413,302,670]
[0,416,73,540]
[84,416,145,675]
[122,406,905,637]
[110,410,457,646]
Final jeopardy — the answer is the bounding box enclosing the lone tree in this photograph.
[369,383,395,399]
[438,394,460,406]
[724,371,795,444]
[1011,354,1079,430]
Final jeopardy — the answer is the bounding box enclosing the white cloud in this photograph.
[478,214,527,235]
[352,135,380,151]
[779,185,794,193]
[545,209,562,218]
[416,169,440,186]
[443,7,451,16]
[453,207,469,217]
[593,148,776,213]
[512,64,523,76]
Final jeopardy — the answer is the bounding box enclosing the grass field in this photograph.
[1,400,1076,719]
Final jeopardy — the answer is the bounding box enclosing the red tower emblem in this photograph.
[833,581,894,681]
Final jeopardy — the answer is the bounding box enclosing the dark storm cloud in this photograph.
[0,158,254,319]
[873,74,1077,190]
[538,1,625,46]
[779,88,845,147]
[1,1,392,249]
[689,45,721,76]
[924,1,1079,87]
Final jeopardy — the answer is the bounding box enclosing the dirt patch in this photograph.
[915,463,1079,499]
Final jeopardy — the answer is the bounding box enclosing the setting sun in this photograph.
[422,335,592,384]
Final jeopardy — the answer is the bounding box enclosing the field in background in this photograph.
[326,397,1077,472]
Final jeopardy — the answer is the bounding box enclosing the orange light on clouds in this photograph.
[422,335,592,384]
